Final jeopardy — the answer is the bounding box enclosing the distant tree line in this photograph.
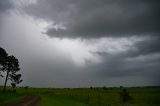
[0,47,22,92]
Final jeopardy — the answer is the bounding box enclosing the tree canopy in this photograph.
[0,47,22,92]
[0,47,8,77]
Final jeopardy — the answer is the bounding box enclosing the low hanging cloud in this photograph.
[21,0,160,38]
[0,0,13,12]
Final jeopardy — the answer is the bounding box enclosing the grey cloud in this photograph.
[23,0,160,38]
[124,36,160,57]
[88,51,160,85]
[0,0,13,13]
[133,37,160,55]
[87,36,160,84]
[0,0,160,87]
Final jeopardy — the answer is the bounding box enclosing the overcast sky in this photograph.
[0,0,160,87]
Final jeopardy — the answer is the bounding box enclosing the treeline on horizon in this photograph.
[1,85,159,89]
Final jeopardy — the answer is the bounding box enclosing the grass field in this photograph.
[0,86,160,106]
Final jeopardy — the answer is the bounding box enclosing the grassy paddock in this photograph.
[0,86,160,106]
[0,86,25,106]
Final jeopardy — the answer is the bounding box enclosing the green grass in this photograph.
[0,86,160,106]
[41,94,88,106]
[0,86,25,106]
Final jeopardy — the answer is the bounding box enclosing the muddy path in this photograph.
[6,95,41,106]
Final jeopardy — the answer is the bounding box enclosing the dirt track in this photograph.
[6,95,41,106]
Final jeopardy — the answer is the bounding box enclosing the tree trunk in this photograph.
[4,71,9,92]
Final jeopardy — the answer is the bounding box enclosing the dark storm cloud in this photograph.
[92,53,160,76]
[86,36,160,85]
[134,37,160,55]
[23,0,160,38]
[0,0,160,87]
[124,36,160,57]
[88,49,160,86]
[0,0,13,13]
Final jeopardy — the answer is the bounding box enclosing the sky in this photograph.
[0,0,160,88]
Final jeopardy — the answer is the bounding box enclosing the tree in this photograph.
[119,88,132,106]
[10,74,22,92]
[10,74,22,84]
[0,47,22,92]
[3,55,20,92]
[0,47,8,77]
[11,83,16,92]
